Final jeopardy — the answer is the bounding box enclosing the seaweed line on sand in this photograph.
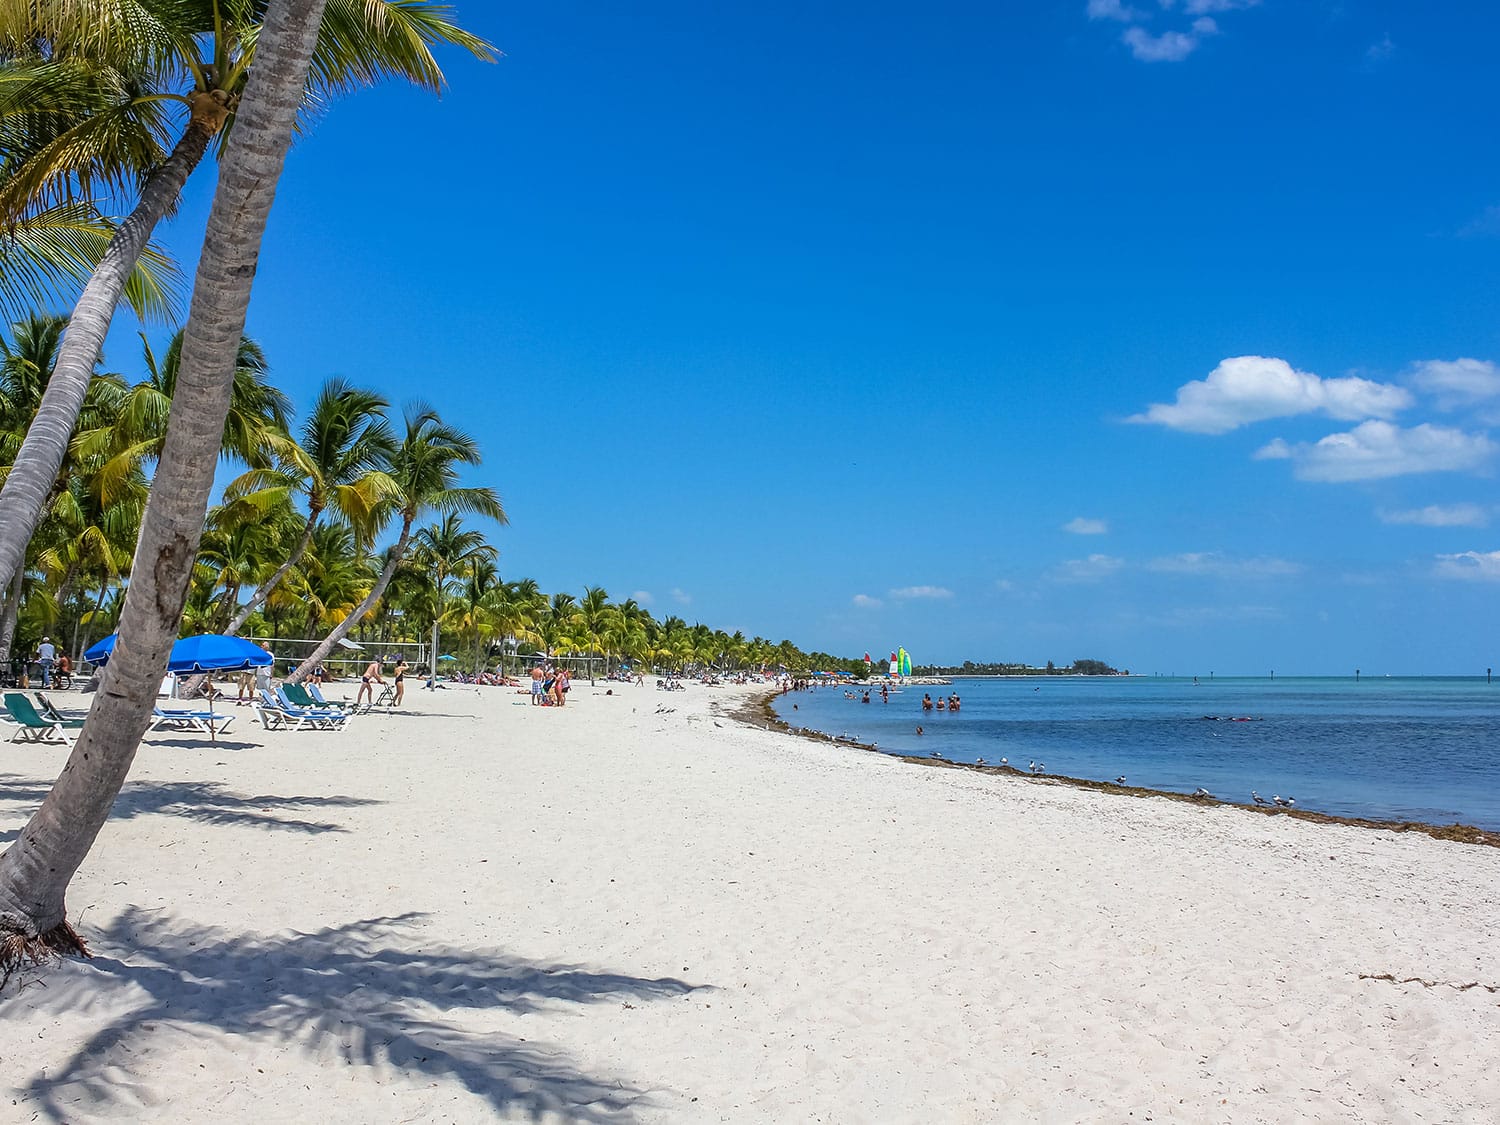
[723,690,1498,851]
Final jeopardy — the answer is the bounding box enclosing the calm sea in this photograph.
[770,676,1500,830]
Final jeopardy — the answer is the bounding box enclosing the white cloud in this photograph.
[1123,25,1205,61]
[1130,356,1411,434]
[888,585,953,600]
[851,593,883,609]
[995,578,1016,592]
[1378,504,1489,528]
[1254,421,1498,482]
[1086,0,1141,20]
[1434,550,1500,581]
[670,587,692,605]
[1147,552,1302,577]
[1183,0,1258,12]
[1063,517,1109,535]
[1410,358,1500,409]
[1054,554,1125,582]
[631,589,654,606]
[1458,205,1500,238]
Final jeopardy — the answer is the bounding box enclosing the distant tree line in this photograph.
[912,658,1124,677]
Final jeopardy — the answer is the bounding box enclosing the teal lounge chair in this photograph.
[4,692,80,744]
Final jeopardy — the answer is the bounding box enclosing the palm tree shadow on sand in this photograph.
[0,775,380,843]
[11,909,699,1121]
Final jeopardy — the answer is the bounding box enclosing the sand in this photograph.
[1,681,1497,1122]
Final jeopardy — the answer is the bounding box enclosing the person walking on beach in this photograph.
[36,636,56,688]
[392,658,409,708]
[357,658,385,709]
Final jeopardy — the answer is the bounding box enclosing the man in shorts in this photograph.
[530,663,545,705]
[357,658,384,708]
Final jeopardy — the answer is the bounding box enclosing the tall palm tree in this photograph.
[411,512,494,678]
[0,0,336,981]
[0,0,495,609]
[220,377,394,635]
[75,328,293,505]
[288,406,505,683]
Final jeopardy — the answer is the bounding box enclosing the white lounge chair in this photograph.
[150,706,235,735]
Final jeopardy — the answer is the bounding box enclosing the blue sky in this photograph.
[106,1,1500,674]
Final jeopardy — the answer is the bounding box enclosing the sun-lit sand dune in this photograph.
[3,682,1497,1122]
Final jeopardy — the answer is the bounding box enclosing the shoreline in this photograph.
[735,688,1499,849]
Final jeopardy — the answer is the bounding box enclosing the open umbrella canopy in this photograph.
[84,633,273,672]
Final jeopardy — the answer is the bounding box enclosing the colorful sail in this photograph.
[897,647,911,677]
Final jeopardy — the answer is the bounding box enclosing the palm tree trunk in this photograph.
[224,512,318,636]
[0,122,221,604]
[0,565,23,666]
[77,578,111,658]
[0,0,330,983]
[288,517,412,684]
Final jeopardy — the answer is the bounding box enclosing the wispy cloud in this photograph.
[1137,603,1283,628]
[1434,550,1500,581]
[1130,356,1410,434]
[888,585,953,600]
[1458,205,1500,239]
[670,587,692,606]
[631,589,655,607]
[1254,421,1497,482]
[1053,554,1125,582]
[851,593,883,609]
[1409,358,1500,409]
[1063,517,1109,535]
[1147,552,1302,577]
[1086,0,1141,20]
[1365,33,1395,64]
[1123,19,1216,62]
[1378,504,1489,528]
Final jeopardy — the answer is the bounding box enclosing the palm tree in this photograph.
[220,377,394,635]
[75,329,293,505]
[410,512,495,679]
[288,406,505,684]
[0,0,337,981]
[0,0,495,610]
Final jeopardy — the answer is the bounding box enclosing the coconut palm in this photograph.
[75,328,293,505]
[0,0,495,608]
[220,377,394,635]
[0,0,337,981]
[411,513,494,677]
[288,406,504,683]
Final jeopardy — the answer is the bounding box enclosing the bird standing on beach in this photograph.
[1192,788,1216,800]
[1114,776,1127,785]
[999,757,1008,766]
[1273,794,1296,808]
[1251,791,1271,806]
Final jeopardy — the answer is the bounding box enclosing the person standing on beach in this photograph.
[36,636,56,688]
[357,658,384,708]
[531,663,545,705]
[392,658,409,708]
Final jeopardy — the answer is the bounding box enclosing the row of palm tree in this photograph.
[2,312,858,685]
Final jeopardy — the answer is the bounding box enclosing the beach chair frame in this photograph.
[4,692,78,744]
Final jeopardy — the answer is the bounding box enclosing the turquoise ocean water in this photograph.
[770,676,1500,830]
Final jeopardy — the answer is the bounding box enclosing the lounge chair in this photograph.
[258,689,350,732]
[305,682,354,710]
[4,692,80,744]
[149,706,234,735]
[284,682,353,713]
[34,692,80,724]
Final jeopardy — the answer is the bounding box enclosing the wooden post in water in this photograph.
[1356,668,1361,682]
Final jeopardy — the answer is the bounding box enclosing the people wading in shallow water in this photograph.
[922,693,933,711]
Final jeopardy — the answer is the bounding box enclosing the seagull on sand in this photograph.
[999,757,1008,766]
[1273,794,1296,808]
[1029,760,1046,774]
[1251,791,1272,807]
[975,757,986,766]
[1192,787,1216,799]
[1114,776,1127,785]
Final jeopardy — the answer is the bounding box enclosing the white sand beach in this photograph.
[2,682,1497,1123]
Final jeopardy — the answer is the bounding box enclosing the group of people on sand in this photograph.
[530,662,570,706]
[920,692,961,713]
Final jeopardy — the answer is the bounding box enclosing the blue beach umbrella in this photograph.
[83,633,272,672]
